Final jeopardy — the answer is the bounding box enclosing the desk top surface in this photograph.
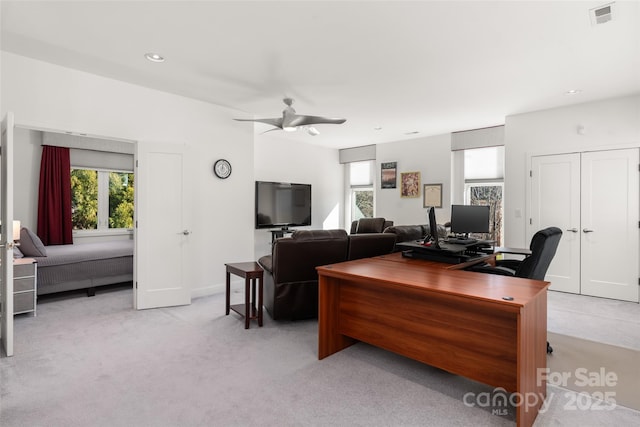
[316,252,548,308]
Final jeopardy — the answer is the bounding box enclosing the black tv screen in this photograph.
[255,181,312,229]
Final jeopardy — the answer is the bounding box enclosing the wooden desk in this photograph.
[317,252,548,427]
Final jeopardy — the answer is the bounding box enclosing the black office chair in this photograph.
[467,226,563,354]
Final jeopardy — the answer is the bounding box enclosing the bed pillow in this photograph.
[13,247,24,259]
[19,227,47,257]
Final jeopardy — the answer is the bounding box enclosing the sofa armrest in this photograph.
[257,255,273,274]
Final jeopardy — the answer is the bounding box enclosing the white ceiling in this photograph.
[2,1,639,149]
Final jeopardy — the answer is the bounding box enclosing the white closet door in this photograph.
[581,149,639,302]
[530,153,581,293]
[135,141,191,309]
[1,113,15,356]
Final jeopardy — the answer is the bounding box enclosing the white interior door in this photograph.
[1,113,15,356]
[134,141,191,309]
[581,149,639,302]
[530,153,581,293]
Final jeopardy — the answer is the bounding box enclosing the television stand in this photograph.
[270,228,295,244]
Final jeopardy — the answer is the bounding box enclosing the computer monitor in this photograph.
[427,206,441,249]
[450,204,491,236]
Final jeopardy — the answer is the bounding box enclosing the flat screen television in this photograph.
[255,181,312,229]
[450,204,490,236]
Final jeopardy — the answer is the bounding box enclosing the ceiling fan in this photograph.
[234,98,346,136]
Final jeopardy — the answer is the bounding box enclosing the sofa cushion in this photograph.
[347,233,397,260]
[355,218,386,234]
[19,227,47,257]
[257,254,272,274]
[291,229,348,241]
[384,225,427,243]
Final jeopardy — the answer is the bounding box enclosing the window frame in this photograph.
[71,167,134,236]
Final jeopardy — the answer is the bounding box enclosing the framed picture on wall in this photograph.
[423,183,443,208]
[400,171,420,198]
[381,162,397,189]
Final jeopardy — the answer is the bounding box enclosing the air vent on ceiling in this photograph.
[590,2,615,25]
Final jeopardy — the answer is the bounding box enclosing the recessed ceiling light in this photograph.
[144,53,165,63]
[565,89,582,95]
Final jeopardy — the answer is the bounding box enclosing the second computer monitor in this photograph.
[450,204,490,236]
[427,206,441,248]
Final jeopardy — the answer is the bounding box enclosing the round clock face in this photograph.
[214,159,232,179]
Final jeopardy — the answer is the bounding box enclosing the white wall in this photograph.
[1,52,255,297]
[376,133,452,226]
[253,133,343,257]
[504,94,640,247]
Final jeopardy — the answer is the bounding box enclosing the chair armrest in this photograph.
[495,259,522,270]
[467,264,517,277]
[494,246,532,256]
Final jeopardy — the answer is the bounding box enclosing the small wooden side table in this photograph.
[225,262,264,329]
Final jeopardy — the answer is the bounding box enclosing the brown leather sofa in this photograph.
[257,229,396,320]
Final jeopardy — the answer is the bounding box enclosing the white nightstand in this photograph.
[13,258,37,316]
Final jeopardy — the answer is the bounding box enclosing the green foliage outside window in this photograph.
[71,169,134,230]
[469,185,503,245]
[71,169,98,229]
[109,172,134,228]
[354,190,374,219]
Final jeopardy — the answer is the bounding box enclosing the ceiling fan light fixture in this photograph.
[283,126,297,132]
[307,127,320,136]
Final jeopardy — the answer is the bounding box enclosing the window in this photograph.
[71,169,134,230]
[349,161,374,221]
[462,147,504,244]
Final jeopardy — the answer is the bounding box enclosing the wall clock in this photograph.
[214,159,232,179]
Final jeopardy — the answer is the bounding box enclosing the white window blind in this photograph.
[464,146,504,180]
[451,125,504,151]
[43,131,134,171]
[350,161,373,186]
[339,144,376,164]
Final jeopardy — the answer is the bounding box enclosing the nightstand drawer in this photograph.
[15,277,35,292]
[14,262,36,278]
[14,291,35,313]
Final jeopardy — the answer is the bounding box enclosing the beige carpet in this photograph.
[547,332,640,411]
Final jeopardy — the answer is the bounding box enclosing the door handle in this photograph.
[566,228,578,233]
[177,230,191,236]
[582,228,594,233]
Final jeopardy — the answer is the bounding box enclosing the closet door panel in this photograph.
[581,149,639,302]
[530,153,580,293]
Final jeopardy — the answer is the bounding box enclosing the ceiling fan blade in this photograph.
[233,117,284,129]
[260,127,284,135]
[289,115,346,127]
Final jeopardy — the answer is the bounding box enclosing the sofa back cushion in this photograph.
[355,218,385,233]
[383,225,428,243]
[273,229,349,283]
[347,233,397,260]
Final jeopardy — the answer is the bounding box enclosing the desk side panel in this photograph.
[338,280,519,391]
[517,289,548,427]
[318,275,357,359]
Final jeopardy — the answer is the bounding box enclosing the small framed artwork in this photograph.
[381,162,397,189]
[400,171,421,198]
[423,183,443,208]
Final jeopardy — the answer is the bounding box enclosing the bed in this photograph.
[32,240,134,296]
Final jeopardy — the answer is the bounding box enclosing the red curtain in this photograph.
[37,145,73,245]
